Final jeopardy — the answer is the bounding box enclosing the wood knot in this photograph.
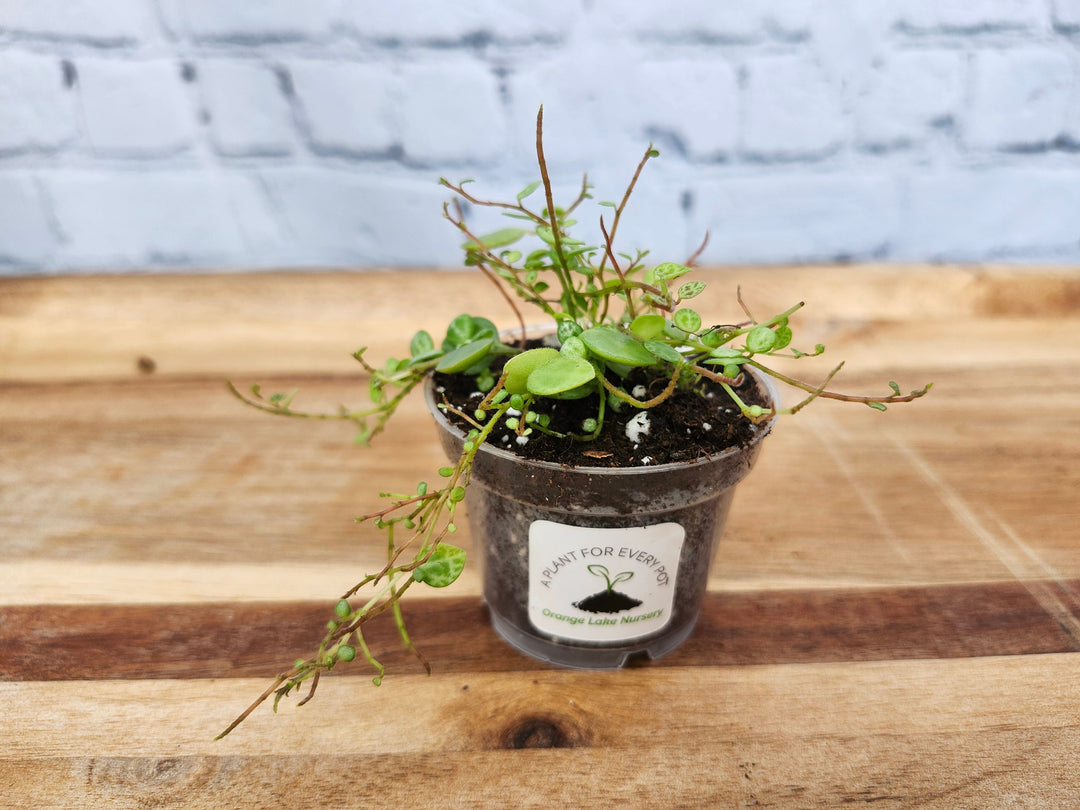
[502,715,578,749]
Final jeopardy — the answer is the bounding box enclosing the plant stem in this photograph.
[535,106,579,319]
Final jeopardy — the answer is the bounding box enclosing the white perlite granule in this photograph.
[625,411,651,444]
[631,385,647,400]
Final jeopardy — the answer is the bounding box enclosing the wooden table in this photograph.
[2,266,1078,807]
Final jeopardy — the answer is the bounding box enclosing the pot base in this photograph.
[489,607,698,670]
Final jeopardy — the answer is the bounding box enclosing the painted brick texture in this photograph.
[1,1,1079,273]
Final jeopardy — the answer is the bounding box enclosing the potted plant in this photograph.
[217,108,930,737]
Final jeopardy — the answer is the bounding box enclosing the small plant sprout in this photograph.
[587,564,634,592]
[219,106,931,738]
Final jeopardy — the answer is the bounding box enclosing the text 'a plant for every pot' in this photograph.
[218,107,931,738]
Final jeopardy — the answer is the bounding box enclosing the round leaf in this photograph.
[773,325,793,350]
[410,330,435,357]
[527,355,596,396]
[673,308,702,333]
[412,543,467,588]
[436,336,494,373]
[560,336,588,360]
[630,314,666,341]
[557,319,584,342]
[579,326,656,367]
[503,347,560,394]
[443,314,476,349]
[746,325,778,353]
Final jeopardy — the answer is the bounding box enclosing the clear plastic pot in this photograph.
[424,368,775,669]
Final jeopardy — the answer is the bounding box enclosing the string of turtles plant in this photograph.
[217,107,931,738]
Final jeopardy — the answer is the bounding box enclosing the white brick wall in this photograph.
[1,1,1079,273]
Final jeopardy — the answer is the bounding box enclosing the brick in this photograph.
[742,55,845,159]
[692,173,896,263]
[899,169,1080,259]
[893,0,1045,32]
[1052,0,1080,28]
[507,59,639,166]
[966,49,1072,150]
[260,168,462,265]
[47,172,247,267]
[856,50,964,148]
[396,62,504,164]
[346,0,575,41]
[507,53,738,165]
[0,52,79,154]
[0,174,57,269]
[589,0,811,41]
[169,0,337,42]
[288,62,397,156]
[632,60,739,159]
[0,0,155,44]
[586,2,761,41]
[199,60,294,156]
[77,59,195,157]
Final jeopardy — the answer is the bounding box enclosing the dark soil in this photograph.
[573,590,643,614]
[432,355,772,469]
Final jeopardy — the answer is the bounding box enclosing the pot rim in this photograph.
[423,363,779,478]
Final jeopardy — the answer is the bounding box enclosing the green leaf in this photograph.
[436,336,494,373]
[408,349,443,366]
[536,225,556,245]
[560,336,587,359]
[673,308,702,333]
[556,319,583,342]
[412,544,467,588]
[889,381,901,395]
[579,326,656,367]
[867,402,888,412]
[644,340,683,363]
[701,355,747,366]
[678,281,706,300]
[516,180,541,202]
[444,313,476,349]
[527,355,596,395]
[746,325,778,353]
[630,313,666,341]
[470,316,498,340]
[503,347,560,394]
[410,330,435,357]
[651,262,692,281]
[461,228,526,250]
[773,325,793,350]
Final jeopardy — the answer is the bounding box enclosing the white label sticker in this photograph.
[528,520,684,643]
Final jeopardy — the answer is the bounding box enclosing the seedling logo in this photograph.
[573,564,643,613]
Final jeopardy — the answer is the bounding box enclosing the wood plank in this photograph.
[3,267,1080,808]
[4,359,1077,595]
[4,266,1080,381]
[4,582,1077,683]
[2,655,1078,806]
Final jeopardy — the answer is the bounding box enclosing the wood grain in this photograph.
[2,267,1079,808]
